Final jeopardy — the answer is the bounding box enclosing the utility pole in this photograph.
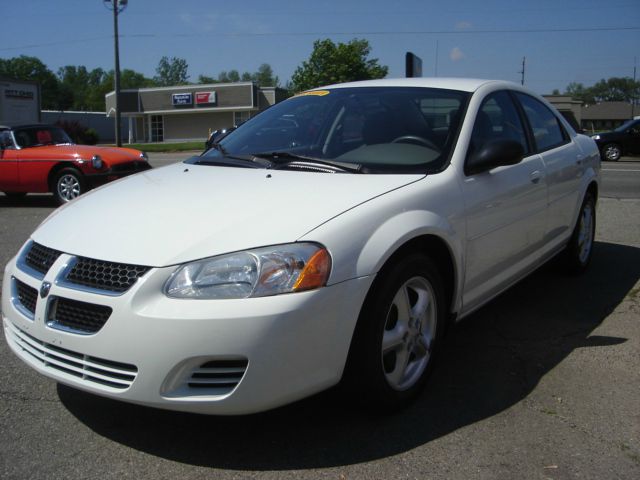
[633,56,637,119]
[104,0,128,147]
[518,57,526,86]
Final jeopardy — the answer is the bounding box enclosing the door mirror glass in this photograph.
[465,139,525,175]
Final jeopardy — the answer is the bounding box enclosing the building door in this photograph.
[151,115,164,142]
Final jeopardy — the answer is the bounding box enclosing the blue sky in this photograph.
[2,0,639,94]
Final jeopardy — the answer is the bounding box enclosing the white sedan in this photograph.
[2,78,600,414]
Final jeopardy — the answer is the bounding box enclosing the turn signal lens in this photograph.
[293,248,331,291]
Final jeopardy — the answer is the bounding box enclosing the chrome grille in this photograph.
[110,161,151,173]
[24,242,61,275]
[5,322,137,389]
[15,279,38,315]
[65,257,150,293]
[188,359,248,394]
[48,297,112,334]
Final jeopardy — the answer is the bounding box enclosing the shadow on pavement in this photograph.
[0,194,57,208]
[58,241,639,470]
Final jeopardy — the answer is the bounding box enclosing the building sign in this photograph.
[405,52,423,78]
[172,93,193,106]
[5,89,35,100]
[195,91,217,105]
[1,81,40,125]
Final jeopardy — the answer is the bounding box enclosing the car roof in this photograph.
[317,77,517,93]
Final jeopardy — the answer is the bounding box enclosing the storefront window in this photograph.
[234,111,251,125]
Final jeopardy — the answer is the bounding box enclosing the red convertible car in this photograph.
[0,124,151,204]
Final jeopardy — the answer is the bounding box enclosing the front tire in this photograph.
[602,143,621,161]
[344,254,446,411]
[563,192,596,274]
[53,168,85,205]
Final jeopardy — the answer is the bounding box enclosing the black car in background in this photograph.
[591,118,640,161]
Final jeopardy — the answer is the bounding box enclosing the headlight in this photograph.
[592,135,600,140]
[139,151,149,161]
[164,243,331,299]
[91,155,103,169]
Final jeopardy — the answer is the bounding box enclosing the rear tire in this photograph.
[563,192,596,274]
[52,168,85,205]
[343,253,446,412]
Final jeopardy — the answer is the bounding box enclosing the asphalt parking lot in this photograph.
[0,155,638,479]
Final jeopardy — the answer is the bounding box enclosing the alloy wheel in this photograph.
[381,276,437,391]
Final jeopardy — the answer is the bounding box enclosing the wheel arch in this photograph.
[374,234,458,320]
[47,162,82,192]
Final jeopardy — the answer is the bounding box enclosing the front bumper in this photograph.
[2,245,372,415]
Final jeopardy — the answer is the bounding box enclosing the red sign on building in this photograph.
[195,92,217,105]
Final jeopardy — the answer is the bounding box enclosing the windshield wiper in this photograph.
[251,151,363,173]
[189,151,274,169]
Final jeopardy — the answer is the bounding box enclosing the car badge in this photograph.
[40,281,51,299]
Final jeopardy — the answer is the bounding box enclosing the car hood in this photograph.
[591,131,620,141]
[33,162,423,267]
[21,145,143,164]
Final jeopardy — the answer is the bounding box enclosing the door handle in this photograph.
[530,170,541,184]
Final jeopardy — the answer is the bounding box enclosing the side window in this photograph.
[515,93,568,152]
[0,131,15,149]
[467,91,528,160]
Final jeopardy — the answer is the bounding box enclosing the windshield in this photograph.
[13,126,73,148]
[199,87,469,174]
[614,119,640,133]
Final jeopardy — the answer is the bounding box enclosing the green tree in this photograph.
[57,66,107,111]
[252,63,279,87]
[87,68,155,111]
[0,55,60,109]
[198,74,218,84]
[564,77,640,105]
[589,77,640,103]
[198,63,279,86]
[290,38,388,93]
[565,82,595,105]
[154,56,189,86]
[218,70,241,83]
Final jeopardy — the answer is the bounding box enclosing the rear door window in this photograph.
[515,93,568,152]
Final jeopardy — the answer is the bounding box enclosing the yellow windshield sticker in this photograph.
[296,90,331,97]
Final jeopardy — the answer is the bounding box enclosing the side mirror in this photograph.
[465,140,525,176]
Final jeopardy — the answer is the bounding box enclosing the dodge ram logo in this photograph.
[40,281,51,299]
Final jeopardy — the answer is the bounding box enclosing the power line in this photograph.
[1,26,638,51]
[124,26,640,37]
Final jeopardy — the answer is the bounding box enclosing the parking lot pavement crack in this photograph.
[0,390,60,404]
[523,397,640,465]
